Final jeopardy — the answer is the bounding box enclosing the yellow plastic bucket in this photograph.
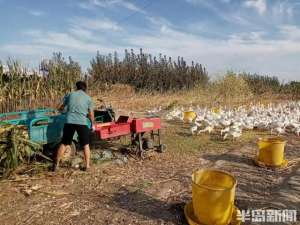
[257,137,286,166]
[212,107,221,114]
[184,111,197,123]
[184,202,241,225]
[192,170,237,225]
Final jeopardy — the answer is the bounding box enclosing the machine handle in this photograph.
[0,112,21,121]
[29,117,50,128]
[95,115,104,123]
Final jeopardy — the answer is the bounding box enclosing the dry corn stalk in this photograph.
[0,122,49,176]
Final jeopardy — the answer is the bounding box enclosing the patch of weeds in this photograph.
[165,100,179,110]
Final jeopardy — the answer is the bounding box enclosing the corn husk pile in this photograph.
[0,122,48,176]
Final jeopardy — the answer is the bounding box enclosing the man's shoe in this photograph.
[80,166,91,172]
[84,167,91,172]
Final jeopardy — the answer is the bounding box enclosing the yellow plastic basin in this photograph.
[212,107,221,114]
[192,170,237,225]
[257,137,286,166]
[184,111,197,123]
[184,202,241,225]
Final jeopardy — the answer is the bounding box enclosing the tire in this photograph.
[157,144,167,153]
[142,138,154,150]
[139,150,147,159]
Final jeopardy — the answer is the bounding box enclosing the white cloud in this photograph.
[271,1,295,21]
[68,27,94,40]
[135,20,300,54]
[78,0,145,13]
[185,0,201,4]
[229,31,265,42]
[24,31,112,53]
[1,33,122,76]
[2,11,300,81]
[23,29,43,37]
[1,44,54,56]
[244,0,267,15]
[279,25,300,40]
[118,0,145,13]
[185,0,253,26]
[28,10,45,17]
[147,16,173,27]
[65,16,123,43]
[126,23,300,80]
[70,17,122,31]
[220,0,231,3]
[2,15,124,59]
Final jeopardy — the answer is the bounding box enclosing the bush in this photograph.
[210,72,253,104]
[240,73,281,94]
[0,61,3,75]
[282,81,300,99]
[88,48,209,92]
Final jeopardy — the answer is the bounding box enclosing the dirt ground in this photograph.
[0,119,299,225]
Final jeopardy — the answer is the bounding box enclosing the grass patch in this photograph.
[165,100,179,110]
[135,179,153,190]
[162,121,271,156]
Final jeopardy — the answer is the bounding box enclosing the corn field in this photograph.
[0,53,81,113]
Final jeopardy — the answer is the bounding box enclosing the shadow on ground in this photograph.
[109,187,188,225]
[202,153,255,167]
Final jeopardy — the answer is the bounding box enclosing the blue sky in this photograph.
[1,0,300,81]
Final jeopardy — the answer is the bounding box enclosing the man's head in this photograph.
[76,81,87,92]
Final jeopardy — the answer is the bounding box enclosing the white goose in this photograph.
[190,121,201,135]
[165,101,300,138]
[198,125,214,135]
[292,124,300,136]
[223,130,242,141]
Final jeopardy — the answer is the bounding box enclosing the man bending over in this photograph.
[53,81,94,171]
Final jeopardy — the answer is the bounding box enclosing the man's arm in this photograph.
[58,94,69,112]
[88,109,95,125]
[57,102,64,112]
[88,98,95,125]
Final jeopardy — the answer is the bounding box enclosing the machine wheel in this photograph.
[157,144,166,153]
[131,140,139,153]
[139,150,147,159]
[142,138,154,150]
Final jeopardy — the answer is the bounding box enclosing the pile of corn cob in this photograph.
[0,123,45,175]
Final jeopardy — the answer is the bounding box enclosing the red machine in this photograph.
[94,116,165,157]
[95,116,132,140]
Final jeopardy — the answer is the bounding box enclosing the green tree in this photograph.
[88,49,209,92]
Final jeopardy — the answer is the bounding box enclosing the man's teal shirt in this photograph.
[63,90,94,126]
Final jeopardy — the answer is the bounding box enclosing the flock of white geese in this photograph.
[161,101,300,140]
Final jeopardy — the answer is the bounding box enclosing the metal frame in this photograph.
[130,129,162,158]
